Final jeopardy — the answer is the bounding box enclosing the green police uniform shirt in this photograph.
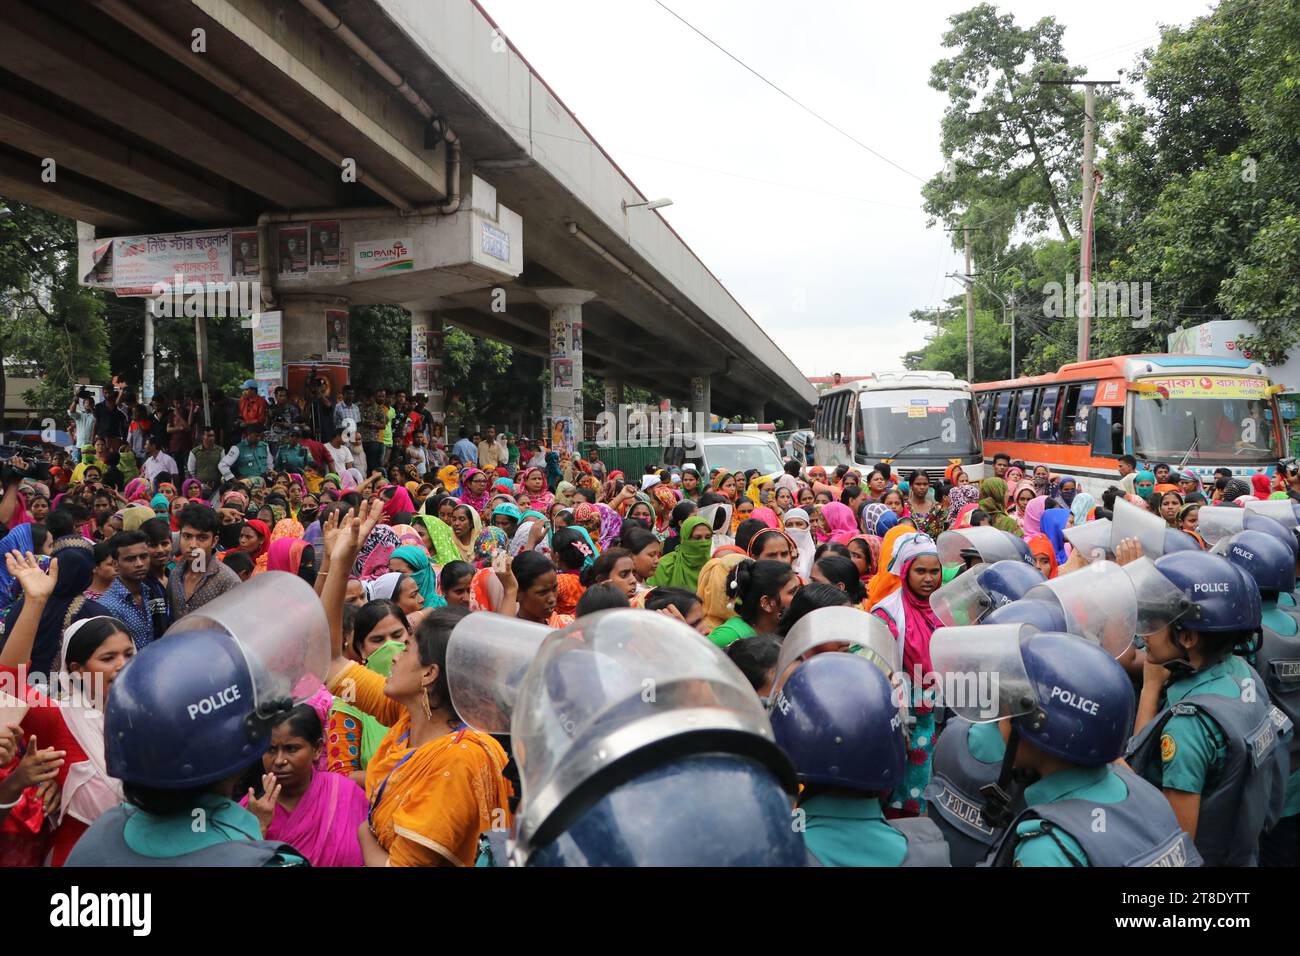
[800,794,908,867]
[967,720,1006,763]
[1011,765,1128,867]
[1144,657,1244,796]
[1260,600,1300,816]
[275,444,309,475]
[123,793,306,866]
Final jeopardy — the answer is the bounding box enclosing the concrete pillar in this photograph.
[603,378,624,413]
[409,307,447,452]
[690,374,711,430]
[278,293,351,402]
[747,398,767,423]
[537,288,595,454]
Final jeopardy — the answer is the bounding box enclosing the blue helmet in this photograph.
[1163,528,1202,553]
[1243,514,1298,558]
[105,629,289,788]
[1009,534,1036,567]
[1153,551,1261,633]
[985,597,1068,632]
[1223,530,1294,596]
[769,652,905,792]
[1016,631,1136,766]
[980,560,1046,608]
[526,754,808,866]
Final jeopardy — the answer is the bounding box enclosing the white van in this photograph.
[664,431,784,477]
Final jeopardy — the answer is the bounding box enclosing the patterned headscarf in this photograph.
[946,483,981,525]
[860,502,889,536]
[595,503,623,550]
[474,526,510,566]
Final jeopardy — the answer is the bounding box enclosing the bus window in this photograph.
[992,390,1012,439]
[1014,389,1035,441]
[843,400,856,456]
[1061,382,1096,444]
[1036,386,1060,441]
[1091,404,1124,457]
[977,393,992,436]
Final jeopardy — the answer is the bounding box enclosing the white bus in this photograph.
[813,371,985,484]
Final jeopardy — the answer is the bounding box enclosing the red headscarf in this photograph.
[1251,473,1272,499]
[242,519,271,561]
[383,485,416,521]
[267,537,307,574]
[1025,533,1059,579]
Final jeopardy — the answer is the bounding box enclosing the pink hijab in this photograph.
[750,507,781,530]
[819,501,859,544]
[1021,495,1048,535]
[382,485,416,520]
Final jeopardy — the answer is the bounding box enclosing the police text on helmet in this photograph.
[187,684,242,720]
[1049,685,1100,716]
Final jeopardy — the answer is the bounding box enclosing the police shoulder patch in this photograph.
[1160,733,1177,763]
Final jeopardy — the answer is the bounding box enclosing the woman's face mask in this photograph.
[297,547,318,585]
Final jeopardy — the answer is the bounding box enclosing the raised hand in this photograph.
[320,507,342,557]
[11,736,65,791]
[493,551,516,591]
[246,771,281,836]
[1113,537,1143,566]
[5,552,57,604]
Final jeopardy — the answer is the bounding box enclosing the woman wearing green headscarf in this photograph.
[976,477,1024,537]
[411,513,461,568]
[388,544,445,608]
[647,515,713,590]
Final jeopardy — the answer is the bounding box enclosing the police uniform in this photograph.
[800,794,909,867]
[925,719,1017,866]
[1127,655,1291,866]
[1255,599,1300,862]
[67,799,306,867]
[987,764,1197,867]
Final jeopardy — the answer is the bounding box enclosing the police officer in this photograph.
[1126,550,1292,866]
[770,652,949,866]
[1222,529,1300,865]
[65,574,324,866]
[932,625,1200,867]
[495,609,808,866]
[924,599,1067,866]
[937,526,1036,573]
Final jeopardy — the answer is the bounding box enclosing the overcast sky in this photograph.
[477,0,1213,380]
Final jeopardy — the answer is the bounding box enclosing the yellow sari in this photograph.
[330,664,513,867]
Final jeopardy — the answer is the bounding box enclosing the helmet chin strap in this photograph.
[1161,625,1198,681]
[979,723,1038,829]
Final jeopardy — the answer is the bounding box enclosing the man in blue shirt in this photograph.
[97,531,171,650]
[452,427,478,466]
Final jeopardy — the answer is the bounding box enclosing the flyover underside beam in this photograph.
[0,146,164,231]
[0,84,242,223]
[0,0,336,209]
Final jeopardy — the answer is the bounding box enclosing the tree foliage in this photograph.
[909,0,1300,379]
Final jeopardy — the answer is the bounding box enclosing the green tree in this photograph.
[0,199,110,421]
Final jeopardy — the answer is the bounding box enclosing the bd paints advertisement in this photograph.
[355,237,414,276]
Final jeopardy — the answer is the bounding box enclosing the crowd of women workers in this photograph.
[0,432,1297,868]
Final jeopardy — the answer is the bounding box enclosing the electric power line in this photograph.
[650,0,927,183]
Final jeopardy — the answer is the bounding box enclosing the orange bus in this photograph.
[972,354,1287,496]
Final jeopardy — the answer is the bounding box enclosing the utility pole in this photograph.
[964,226,974,382]
[1038,73,1120,362]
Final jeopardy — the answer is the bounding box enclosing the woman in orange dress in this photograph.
[322,502,512,866]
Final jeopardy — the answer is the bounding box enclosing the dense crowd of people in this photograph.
[0,379,1297,867]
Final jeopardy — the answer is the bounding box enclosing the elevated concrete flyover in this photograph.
[0,0,815,443]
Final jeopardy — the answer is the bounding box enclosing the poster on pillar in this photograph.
[309,221,341,272]
[232,231,259,279]
[285,364,347,405]
[551,417,576,456]
[278,227,308,276]
[554,360,574,390]
[550,318,568,358]
[325,309,350,364]
[252,311,283,389]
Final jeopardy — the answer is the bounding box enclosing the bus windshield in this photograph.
[1131,393,1280,462]
[857,391,980,459]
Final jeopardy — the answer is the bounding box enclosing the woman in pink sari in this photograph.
[241,704,368,867]
[1020,495,1048,536]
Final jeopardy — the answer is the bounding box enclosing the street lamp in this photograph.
[622,197,673,213]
